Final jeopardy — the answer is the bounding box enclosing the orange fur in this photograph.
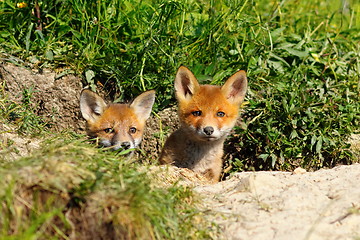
[159,66,247,183]
[80,89,155,152]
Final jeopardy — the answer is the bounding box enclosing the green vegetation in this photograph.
[1,0,359,168]
[0,137,211,239]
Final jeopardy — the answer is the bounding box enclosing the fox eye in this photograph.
[192,111,202,117]
[104,128,114,133]
[217,111,225,117]
[129,127,137,134]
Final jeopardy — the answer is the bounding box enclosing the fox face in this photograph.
[80,89,155,151]
[175,66,247,142]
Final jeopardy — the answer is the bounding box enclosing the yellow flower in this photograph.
[16,2,28,8]
[311,53,320,62]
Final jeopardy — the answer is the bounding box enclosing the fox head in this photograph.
[174,66,247,142]
[80,89,155,151]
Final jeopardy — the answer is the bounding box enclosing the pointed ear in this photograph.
[130,90,156,122]
[221,70,248,104]
[80,89,107,122]
[174,66,200,101]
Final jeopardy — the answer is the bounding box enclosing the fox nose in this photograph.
[203,126,214,136]
[121,142,131,150]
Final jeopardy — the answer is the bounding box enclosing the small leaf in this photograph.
[271,154,277,168]
[268,60,284,73]
[311,135,317,146]
[290,130,298,140]
[229,49,238,55]
[35,30,44,41]
[316,137,323,154]
[71,30,82,39]
[85,70,95,83]
[85,70,96,91]
[45,50,54,61]
[25,23,34,52]
[258,154,269,160]
[118,148,135,156]
[270,27,286,40]
[284,47,308,58]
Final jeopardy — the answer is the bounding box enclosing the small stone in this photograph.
[293,167,307,175]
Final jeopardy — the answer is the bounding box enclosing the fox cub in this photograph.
[159,66,247,183]
[80,89,155,152]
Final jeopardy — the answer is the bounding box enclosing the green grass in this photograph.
[0,1,359,169]
[0,135,212,239]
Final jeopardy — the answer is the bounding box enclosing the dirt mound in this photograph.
[0,63,83,132]
[196,164,360,240]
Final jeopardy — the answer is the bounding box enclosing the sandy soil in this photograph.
[196,164,360,240]
[0,62,83,132]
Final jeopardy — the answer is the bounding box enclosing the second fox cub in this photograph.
[80,89,155,151]
[159,66,247,183]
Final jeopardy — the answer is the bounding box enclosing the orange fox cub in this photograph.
[159,66,247,183]
[80,89,155,152]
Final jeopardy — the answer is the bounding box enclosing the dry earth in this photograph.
[1,62,359,239]
[196,165,360,240]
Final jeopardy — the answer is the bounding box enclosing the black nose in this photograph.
[203,126,214,136]
[121,142,131,149]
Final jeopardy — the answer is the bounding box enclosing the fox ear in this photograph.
[174,66,200,101]
[80,89,107,122]
[221,70,248,104]
[130,90,156,122]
